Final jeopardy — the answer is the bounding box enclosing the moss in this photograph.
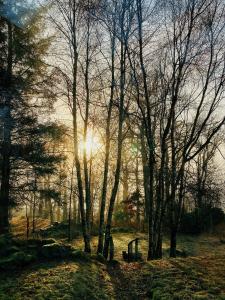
[41,242,72,258]
[0,251,37,270]
[91,254,107,264]
[26,238,57,247]
[0,232,225,298]
[71,250,91,262]
[0,261,114,299]
[0,234,14,256]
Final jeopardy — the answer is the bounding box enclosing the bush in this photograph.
[180,207,225,234]
[111,227,136,233]
[113,210,128,226]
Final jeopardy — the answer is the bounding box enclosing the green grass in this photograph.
[143,255,225,299]
[0,261,114,300]
[0,231,225,299]
[72,231,222,259]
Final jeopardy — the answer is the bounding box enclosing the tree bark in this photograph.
[71,7,91,252]
[0,21,13,234]
[103,26,126,259]
[97,13,116,254]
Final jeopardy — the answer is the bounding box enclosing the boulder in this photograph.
[41,242,72,258]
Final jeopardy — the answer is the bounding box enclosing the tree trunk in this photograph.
[135,152,141,229]
[97,18,116,254]
[0,22,13,234]
[140,125,150,224]
[72,23,91,252]
[68,168,74,241]
[83,12,91,237]
[103,30,126,259]
[170,227,177,258]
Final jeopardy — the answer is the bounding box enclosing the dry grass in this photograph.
[2,220,225,299]
[11,216,50,238]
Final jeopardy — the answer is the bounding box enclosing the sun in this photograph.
[79,130,101,157]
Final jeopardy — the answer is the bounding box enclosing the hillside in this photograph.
[0,229,225,300]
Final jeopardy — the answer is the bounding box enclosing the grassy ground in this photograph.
[1,223,225,299]
[0,261,114,300]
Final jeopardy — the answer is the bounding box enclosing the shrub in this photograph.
[180,207,225,234]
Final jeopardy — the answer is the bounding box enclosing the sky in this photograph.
[0,0,46,27]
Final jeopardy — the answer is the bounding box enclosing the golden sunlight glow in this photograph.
[79,130,102,157]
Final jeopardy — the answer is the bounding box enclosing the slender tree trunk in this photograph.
[83,11,91,236]
[169,163,185,257]
[73,197,77,225]
[32,179,37,234]
[136,0,156,260]
[62,183,68,222]
[122,161,129,202]
[140,125,150,223]
[89,155,94,230]
[26,204,29,240]
[170,226,177,257]
[0,22,13,234]
[68,167,74,241]
[103,32,126,259]
[97,21,116,254]
[135,146,141,229]
[72,11,90,252]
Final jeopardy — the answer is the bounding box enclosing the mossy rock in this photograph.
[175,249,188,257]
[107,259,120,267]
[11,251,36,264]
[0,234,13,256]
[0,251,37,269]
[40,222,80,239]
[91,254,107,264]
[41,242,72,258]
[164,248,188,258]
[7,245,21,254]
[40,238,57,246]
[71,250,91,262]
[27,238,57,247]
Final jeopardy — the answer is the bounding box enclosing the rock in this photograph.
[0,251,37,270]
[0,234,13,256]
[91,254,107,264]
[175,249,187,257]
[71,250,91,261]
[41,242,72,258]
[11,251,36,264]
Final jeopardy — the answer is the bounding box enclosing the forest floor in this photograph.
[1,222,225,299]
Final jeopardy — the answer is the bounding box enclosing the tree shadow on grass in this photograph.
[106,261,141,300]
[0,259,114,300]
